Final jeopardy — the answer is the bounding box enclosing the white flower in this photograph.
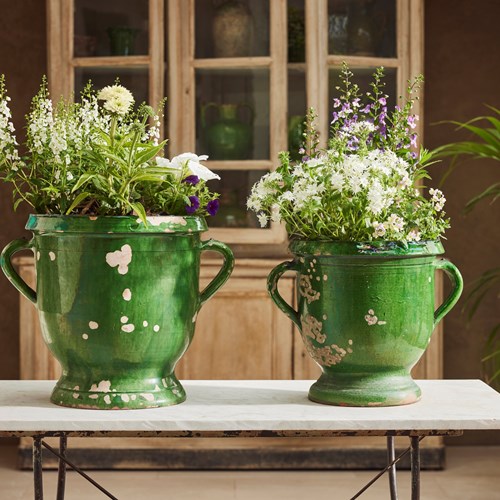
[372,222,386,237]
[156,153,220,181]
[429,188,446,211]
[367,180,387,215]
[386,213,404,232]
[97,85,134,116]
[279,191,295,202]
[257,213,268,227]
[349,121,376,135]
[330,172,344,191]
[407,229,421,242]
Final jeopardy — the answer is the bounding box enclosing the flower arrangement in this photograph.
[0,77,220,222]
[248,64,449,242]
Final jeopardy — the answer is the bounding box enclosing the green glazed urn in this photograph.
[268,240,463,407]
[1,215,234,409]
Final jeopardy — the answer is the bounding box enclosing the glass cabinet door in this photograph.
[74,0,149,58]
[48,0,164,128]
[169,0,287,243]
[327,0,396,58]
[48,0,422,247]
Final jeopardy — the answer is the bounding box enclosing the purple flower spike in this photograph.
[183,175,200,185]
[186,195,200,214]
[408,115,418,129]
[379,97,387,106]
[206,199,220,216]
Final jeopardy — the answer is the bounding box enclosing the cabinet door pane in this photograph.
[288,0,305,63]
[209,170,269,229]
[327,0,396,58]
[195,0,270,58]
[196,69,270,161]
[75,68,149,106]
[74,0,149,57]
[288,67,307,160]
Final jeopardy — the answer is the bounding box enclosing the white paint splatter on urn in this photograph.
[106,244,132,275]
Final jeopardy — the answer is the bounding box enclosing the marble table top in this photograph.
[0,380,499,437]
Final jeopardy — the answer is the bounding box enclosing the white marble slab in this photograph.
[0,380,498,434]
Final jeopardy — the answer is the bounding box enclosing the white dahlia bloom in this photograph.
[97,85,134,116]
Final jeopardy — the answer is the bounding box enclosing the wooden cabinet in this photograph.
[18,0,444,468]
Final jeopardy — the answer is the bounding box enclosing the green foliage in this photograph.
[248,65,449,243]
[433,107,500,389]
[0,78,220,222]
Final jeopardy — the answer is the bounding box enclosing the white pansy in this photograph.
[97,85,134,116]
[156,153,220,181]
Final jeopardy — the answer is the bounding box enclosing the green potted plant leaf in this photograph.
[248,64,463,406]
[0,77,234,409]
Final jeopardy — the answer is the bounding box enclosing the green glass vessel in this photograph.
[1,215,234,409]
[202,103,253,160]
[268,240,463,407]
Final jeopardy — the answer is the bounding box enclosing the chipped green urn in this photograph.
[1,215,234,409]
[268,240,463,407]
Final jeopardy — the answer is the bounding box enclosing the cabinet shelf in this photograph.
[326,55,400,68]
[193,57,272,69]
[205,160,273,171]
[72,55,151,68]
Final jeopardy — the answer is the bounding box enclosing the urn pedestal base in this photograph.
[308,372,421,407]
[51,374,186,410]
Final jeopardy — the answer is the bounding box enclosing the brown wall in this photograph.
[0,0,46,380]
[424,0,500,444]
[0,1,498,443]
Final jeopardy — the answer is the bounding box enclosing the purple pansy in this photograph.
[186,195,200,214]
[206,199,220,216]
[183,175,200,185]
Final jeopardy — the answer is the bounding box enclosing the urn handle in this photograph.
[267,260,301,329]
[0,238,37,305]
[199,239,234,309]
[433,258,464,328]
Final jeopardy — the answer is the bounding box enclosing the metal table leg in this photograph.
[33,436,43,500]
[411,436,421,500]
[56,434,67,500]
[387,436,398,500]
